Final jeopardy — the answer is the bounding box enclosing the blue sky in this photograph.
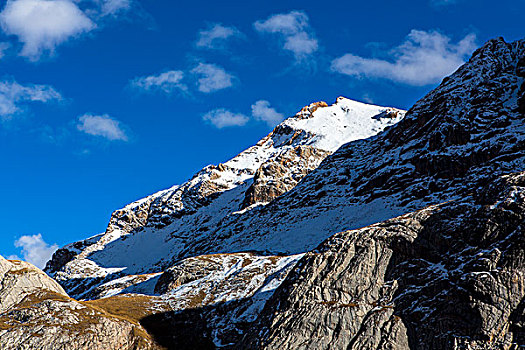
[0,0,523,267]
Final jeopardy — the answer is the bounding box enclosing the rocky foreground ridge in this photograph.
[0,256,157,349]
[0,37,523,349]
[0,252,302,349]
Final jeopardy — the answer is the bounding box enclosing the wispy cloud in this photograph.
[254,10,318,62]
[203,100,285,129]
[130,64,234,96]
[130,70,187,94]
[12,233,58,269]
[0,42,10,58]
[0,0,96,60]
[331,30,477,86]
[191,63,234,93]
[430,0,459,6]
[196,23,243,50]
[202,108,249,128]
[251,100,284,127]
[97,0,132,16]
[37,124,70,145]
[0,80,62,120]
[76,113,128,141]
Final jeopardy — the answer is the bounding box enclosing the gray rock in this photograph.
[238,172,525,349]
[241,145,332,209]
[151,252,302,348]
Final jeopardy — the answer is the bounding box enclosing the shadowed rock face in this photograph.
[151,253,302,348]
[237,172,525,349]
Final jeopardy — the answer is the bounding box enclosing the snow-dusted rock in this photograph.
[189,37,525,259]
[17,36,523,350]
[147,253,303,348]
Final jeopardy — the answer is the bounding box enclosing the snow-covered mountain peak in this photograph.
[278,97,404,151]
[46,96,405,299]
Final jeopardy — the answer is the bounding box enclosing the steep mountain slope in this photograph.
[49,36,523,305]
[46,98,405,299]
[232,36,524,350]
[238,171,525,349]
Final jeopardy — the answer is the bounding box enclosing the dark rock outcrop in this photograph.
[242,145,332,208]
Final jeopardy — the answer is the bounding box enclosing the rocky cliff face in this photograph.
[238,171,525,349]
[231,37,524,350]
[241,145,331,208]
[147,252,303,348]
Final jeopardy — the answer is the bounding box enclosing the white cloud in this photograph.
[331,30,477,86]
[130,70,187,94]
[0,0,95,60]
[131,65,234,95]
[77,113,128,141]
[0,80,62,120]
[13,234,58,269]
[196,23,242,49]
[254,10,318,61]
[282,31,318,57]
[251,100,284,127]
[192,63,234,93]
[131,70,188,94]
[202,108,249,128]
